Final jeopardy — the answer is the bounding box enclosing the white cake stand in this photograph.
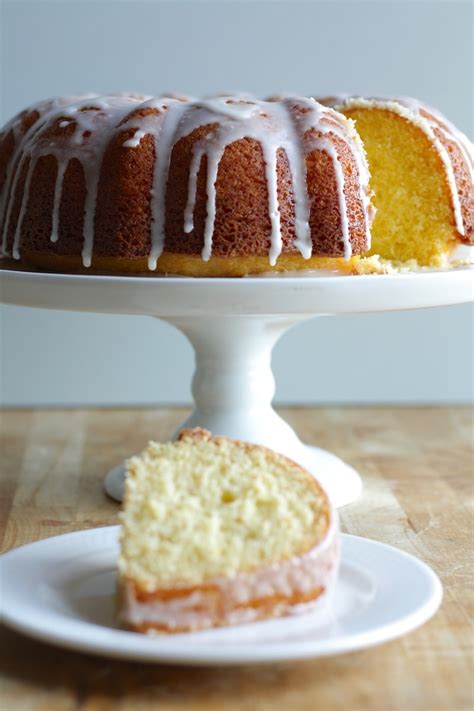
[1,267,472,507]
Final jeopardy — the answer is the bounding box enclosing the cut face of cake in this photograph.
[118,428,339,633]
[319,97,474,270]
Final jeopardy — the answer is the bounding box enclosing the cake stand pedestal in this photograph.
[1,267,472,507]
[106,313,362,505]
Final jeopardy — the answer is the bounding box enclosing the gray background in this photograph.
[1,0,473,406]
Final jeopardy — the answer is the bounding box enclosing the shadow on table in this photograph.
[0,624,362,707]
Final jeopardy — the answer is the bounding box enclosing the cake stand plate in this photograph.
[1,266,472,507]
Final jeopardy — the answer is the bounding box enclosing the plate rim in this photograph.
[1,265,472,317]
[0,527,443,665]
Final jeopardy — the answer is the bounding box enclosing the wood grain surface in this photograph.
[0,406,472,711]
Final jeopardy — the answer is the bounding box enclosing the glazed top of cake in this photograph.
[0,93,374,269]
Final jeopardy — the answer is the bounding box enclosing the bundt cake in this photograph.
[318,96,473,270]
[1,93,471,276]
[118,428,339,633]
[0,94,374,276]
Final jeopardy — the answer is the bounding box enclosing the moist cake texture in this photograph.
[118,428,339,633]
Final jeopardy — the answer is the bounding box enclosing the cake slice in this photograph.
[118,428,339,633]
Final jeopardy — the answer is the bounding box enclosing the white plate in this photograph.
[0,527,442,665]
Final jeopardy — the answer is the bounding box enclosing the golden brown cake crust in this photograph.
[12,249,362,276]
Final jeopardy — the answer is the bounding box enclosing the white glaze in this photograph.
[0,94,373,269]
[122,129,146,149]
[50,160,67,243]
[261,138,282,265]
[144,98,189,270]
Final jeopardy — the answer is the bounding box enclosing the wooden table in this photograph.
[1,406,472,710]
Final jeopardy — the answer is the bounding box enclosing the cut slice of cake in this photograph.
[118,428,339,633]
[318,96,473,271]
